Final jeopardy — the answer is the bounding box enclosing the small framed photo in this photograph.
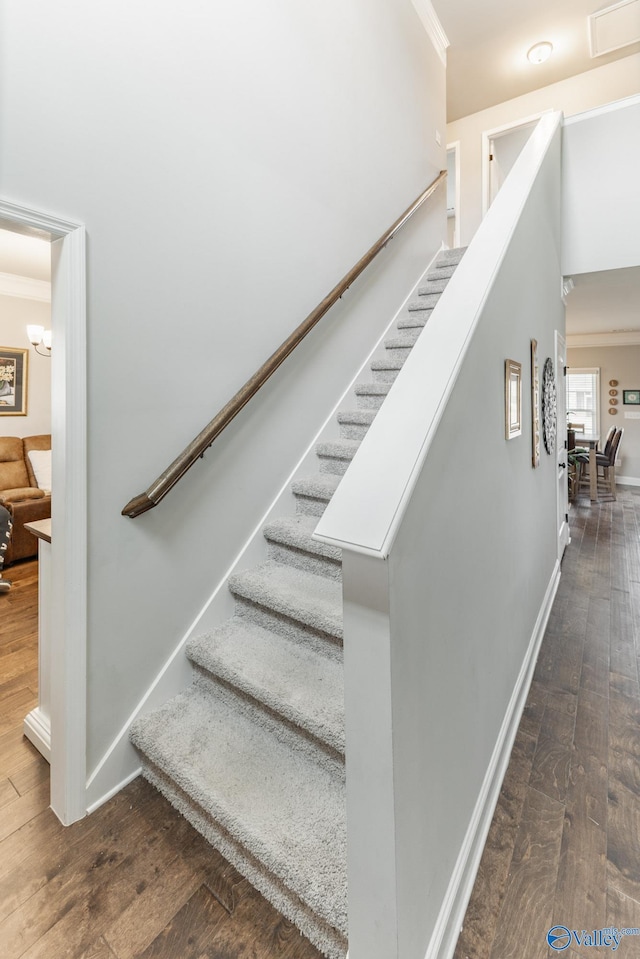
[0,347,28,416]
[505,359,522,440]
[623,390,640,405]
[531,340,540,466]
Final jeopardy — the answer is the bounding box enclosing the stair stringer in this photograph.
[84,243,446,813]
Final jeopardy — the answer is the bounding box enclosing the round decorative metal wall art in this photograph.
[610,379,619,387]
[542,358,557,454]
[609,389,618,396]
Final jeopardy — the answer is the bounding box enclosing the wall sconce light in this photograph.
[527,41,553,64]
[27,325,52,356]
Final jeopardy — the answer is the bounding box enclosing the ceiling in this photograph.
[431,0,640,121]
[566,266,640,334]
[0,228,50,281]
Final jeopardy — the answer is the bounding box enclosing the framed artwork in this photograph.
[623,390,640,405]
[505,359,522,440]
[542,357,557,454]
[531,339,540,467]
[0,347,28,416]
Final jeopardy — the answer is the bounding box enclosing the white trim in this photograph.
[84,244,446,811]
[424,560,561,959]
[86,767,141,816]
[618,475,640,486]
[446,142,461,249]
[567,331,640,347]
[23,708,52,763]
[563,92,640,125]
[0,198,87,826]
[481,112,547,217]
[410,0,449,65]
[0,271,51,302]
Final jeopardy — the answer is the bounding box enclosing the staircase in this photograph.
[130,246,467,958]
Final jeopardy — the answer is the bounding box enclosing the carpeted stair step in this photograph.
[131,683,347,959]
[385,331,421,349]
[337,409,377,440]
[417,277,449,295]
[354,380,392,409]
[435,246,467,267]
[407,291,442,312]
[291,473,342,517]
[316,439,361,475]
[229,561,344,649]
[186,618,345,759]
[370,354,406,383]
[424,264,457,280]
[263,514,342,580]
[396,310,434,330]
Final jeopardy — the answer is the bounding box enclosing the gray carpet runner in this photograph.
[130,246,466,958]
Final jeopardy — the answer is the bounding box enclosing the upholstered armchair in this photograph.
[0,434,52,565]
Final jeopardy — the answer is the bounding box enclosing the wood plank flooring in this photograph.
[0,560,322,959]
[1,488,639,958]
[455,487,640,959]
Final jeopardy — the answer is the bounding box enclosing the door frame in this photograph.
[555,330,570,562]
[0,199,87,825]
[446,140,461,248]
[481,111,546,217]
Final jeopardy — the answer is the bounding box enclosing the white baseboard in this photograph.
[24,707,51,763]
[617,475,640,487]
[84,246,445,814]
[425,559,561,959]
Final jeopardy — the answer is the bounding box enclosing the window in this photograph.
[566,368,600,435]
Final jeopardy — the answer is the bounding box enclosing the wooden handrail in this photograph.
[122,170,447,517]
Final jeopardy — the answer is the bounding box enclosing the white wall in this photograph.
[562,98,640,275]
[567,344,640,482]
[447,53,640,244]
[0,1,446,782]
[0,295,51,437]
[316,114,564,959]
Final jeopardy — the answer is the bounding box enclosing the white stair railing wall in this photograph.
[315,111,565,959]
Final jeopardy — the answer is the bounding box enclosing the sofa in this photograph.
[0,434,51,565]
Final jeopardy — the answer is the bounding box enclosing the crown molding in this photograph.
[410,0,449,65]
[0,271,51,302]
[567,331,640,348]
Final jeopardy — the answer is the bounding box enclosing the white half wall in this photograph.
[317,113,564,959]
[562,96,640,275]
[447,53,640,245]
[0,0,446,793]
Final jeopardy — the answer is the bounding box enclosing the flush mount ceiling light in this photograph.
[527,41,553,64]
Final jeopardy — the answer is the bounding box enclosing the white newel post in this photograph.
[341,549,399,959]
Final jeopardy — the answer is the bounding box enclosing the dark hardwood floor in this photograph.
[1,487,639,958]
[455,486,640,959]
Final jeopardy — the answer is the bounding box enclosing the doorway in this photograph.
[481,113,545,216]
[446,141,461,249]
[0,199,87,826]
[555,331,570,562]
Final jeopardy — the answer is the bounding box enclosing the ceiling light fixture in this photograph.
[527,41,553,64]
[27,325,52,356]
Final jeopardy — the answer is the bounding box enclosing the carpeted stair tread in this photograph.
[436,246,467,265]
[354,381,392,396]
[229,562,343,640]
[425,264,456,280]
[370,355,406,371]
[417,277,449,295]
[337,409,377,427]
[384,332,421,349]
[291,472,342,501]
[187,618,345,754]
[397,312,432,329]
[316,439,361,461]
[130,683,347,934]
[263,514,342,562]
[407,292,441,311]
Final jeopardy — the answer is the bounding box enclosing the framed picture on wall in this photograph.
[623,390,640,405]
[505,359,522,440]
[0,347,28,416]
[531,339,540,467]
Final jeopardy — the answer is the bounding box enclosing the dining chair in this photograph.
[575,428,623,500]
